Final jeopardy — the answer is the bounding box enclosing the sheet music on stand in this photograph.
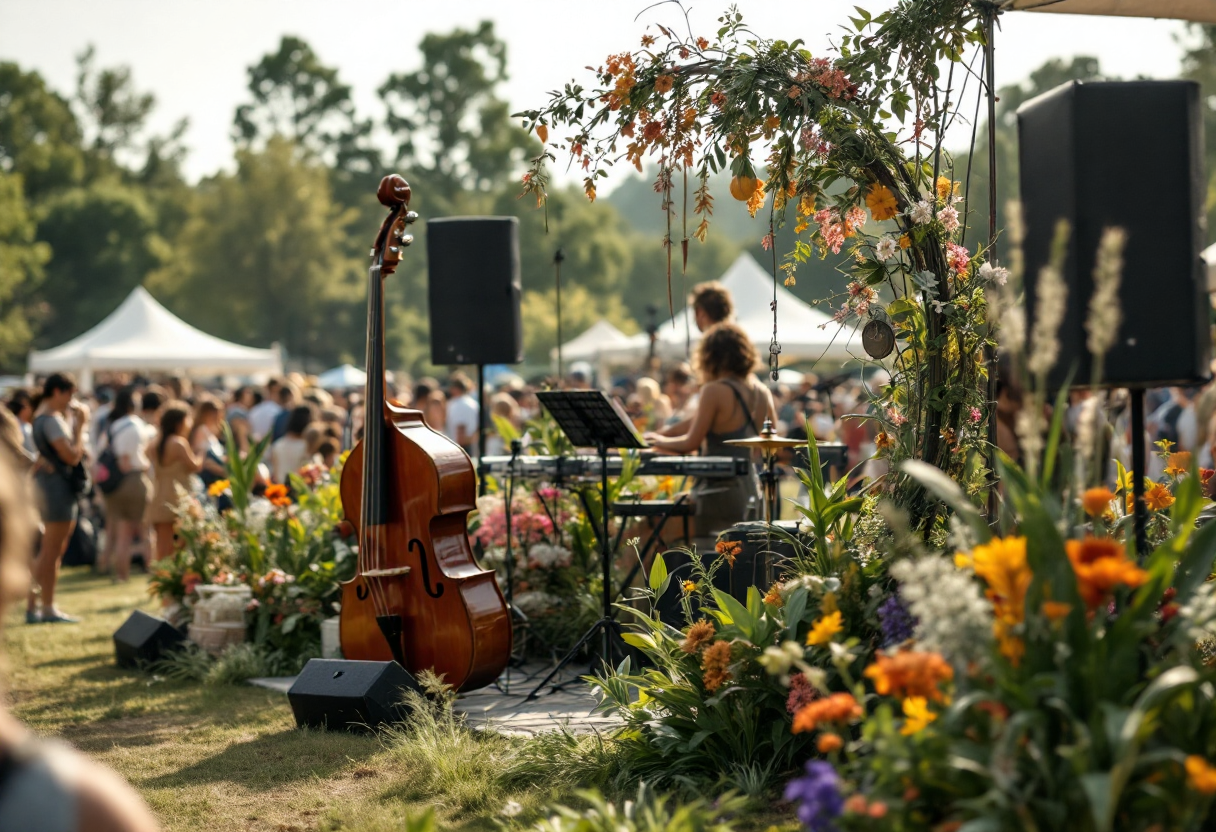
[535,390,647,451]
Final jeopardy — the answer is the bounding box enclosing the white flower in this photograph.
[978,261,1009,286]
[797,518,813,535]
[501,801,523,818]
[513,590,563,615]
[930,299,947,314]
[527,543,572,569]
[909,199,933,225]
[758,640,806,677]
[891,555,992,667]
[939,205,960,234]
[875,237,898,261]
[912,270,939,295]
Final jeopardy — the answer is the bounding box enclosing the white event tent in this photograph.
[28,286,282,390]
[1001,0,1216,21]
[582,253,863,368]
[554,319,634,363]
[315,363,367,391]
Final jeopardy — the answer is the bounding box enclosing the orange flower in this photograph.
[792,692,863,733]
[1145,482,1175,512]
[865,185,899,221]
[1080,487,1115,517]
[654,74,674,94]
[863,650,954,703]
[875,431,894,451]
[1187,755,1216,794]
[745,181,767,217]
[715,539,742,567]
[1042,601,1073,621]
[264,483,291,507]
[1165,451,1192,477]
[898,234,911,249]
[701,640,733,692]
[1066,536,1149,609]
[764,582,784,607]
[817,733,843,753]
[680,620,715,654]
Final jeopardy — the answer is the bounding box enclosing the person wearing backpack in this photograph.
[97,389,153,583]
[27,374,89,624]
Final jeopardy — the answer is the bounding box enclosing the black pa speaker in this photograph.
[1018,80,1210,389]
[427,216,522,365]
[113,610,185,668]
[287,659,419,732]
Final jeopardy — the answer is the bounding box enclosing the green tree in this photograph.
[148,137,360,368]
[0,63,85,201]
[1181,25,1216,238]
[233,36,376,175]
[955,56,1106,253]
[74,46,155,165]
[379,21,531,200]
[35,180,168,344]
[0,171,49,369]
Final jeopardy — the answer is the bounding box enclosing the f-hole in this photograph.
[355,583,369,601]
[410,538,444,598]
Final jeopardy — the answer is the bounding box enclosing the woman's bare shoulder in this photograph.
[42,742,160,832]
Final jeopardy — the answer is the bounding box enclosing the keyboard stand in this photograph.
[610,493,694,603]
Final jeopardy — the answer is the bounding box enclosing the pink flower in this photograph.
[787,672,819,713]
[800,125,830,157]
[946,242,970,275]
[246,599,260,611]
[939,205,960,234]
[886,407,908,427]
[844,205,867,234]
[814,208,846,254]
[761,233,774,251]
[970,407,983,423]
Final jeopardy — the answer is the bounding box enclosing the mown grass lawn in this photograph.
[1,568,521,831]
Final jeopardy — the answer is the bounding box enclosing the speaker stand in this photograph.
[477,364,488,496]
[1130,388,1148,558]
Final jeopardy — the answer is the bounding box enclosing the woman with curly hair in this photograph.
[645,322,775,540]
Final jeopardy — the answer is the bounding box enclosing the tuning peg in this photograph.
[404,211,419,225]
[400,234,414,247]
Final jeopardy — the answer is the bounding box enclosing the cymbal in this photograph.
[722,435,809,450]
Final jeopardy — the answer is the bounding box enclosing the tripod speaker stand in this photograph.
[527,390,647,700]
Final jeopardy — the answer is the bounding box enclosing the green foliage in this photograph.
[379,21,531,195]
[530,784,749,832]
[35,179,168,344]
[0,171,48,370]
[148,136,361,366]
[0,62,86,199]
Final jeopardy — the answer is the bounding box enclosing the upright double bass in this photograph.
[339,174,511,691]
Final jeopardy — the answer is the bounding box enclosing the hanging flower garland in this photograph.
[517,0,1008,523]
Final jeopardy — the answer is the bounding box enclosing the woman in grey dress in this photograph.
[644,322,777,543]
[27,373,89,624]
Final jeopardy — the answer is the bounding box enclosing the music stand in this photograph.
[527,390,646,700]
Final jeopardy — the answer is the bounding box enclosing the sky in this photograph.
[0,0,1197,187]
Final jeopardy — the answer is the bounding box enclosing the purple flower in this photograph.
[878,592,916,646]
[784,760,843,831]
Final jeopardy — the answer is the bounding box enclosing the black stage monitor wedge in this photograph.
[287,659,420,732]
[427,216,522,366]
[1018,80,1209,389]
[113,610,185,668]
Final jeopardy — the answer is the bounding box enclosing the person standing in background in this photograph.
[99,388,154,583]
[27,373,89,624]
[445,373,479,454]
[247,378,283,442]
[147,403,203,562]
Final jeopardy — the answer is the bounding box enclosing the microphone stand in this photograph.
[498,439,529,693]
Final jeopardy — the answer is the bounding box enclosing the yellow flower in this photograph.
[1165,451,1192,478]
[900,696,936,735]
[1156,438,1176,454]
[682,580,697,594]
[935,176,958,201]
[1116,467,1133,493]
[1145,482,1175,512]
[1187,755,1216,794]
[898,234,911,250]
[806,611,844,646]
[207,479,231,497]
[865,185,899,221]
[960,536,1030,665]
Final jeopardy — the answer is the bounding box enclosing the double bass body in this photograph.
[338,174,510,692]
